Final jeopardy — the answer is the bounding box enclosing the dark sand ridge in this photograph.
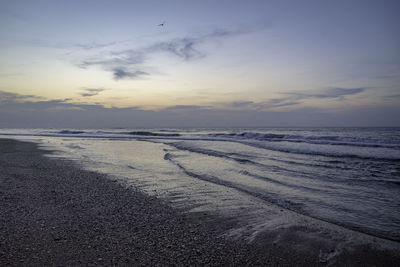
[0,138,399,266]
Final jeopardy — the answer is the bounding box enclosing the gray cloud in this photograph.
[148,37,204,61]
[162,105,210,112]
[387,94,400,98]
[146,28,239,61]
[80,51,145,69]
[225,99,300,110]
[0,72,24,77]
[80,88,106,97]
[382,94,400,101]
[224,88,366,110]
[76,41,117,50]
[260,87,366,108]
[285,87,366,100]
[0,91,43,103]
[260,100,301,108]
[78,28,244,80]
[113,68,149,80]
[230,101,255,108]
[7,38,119,52]
[0,90,398,128]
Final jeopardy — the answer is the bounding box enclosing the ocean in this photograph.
[1,127,399,242]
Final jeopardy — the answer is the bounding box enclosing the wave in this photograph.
[169,142,256,164]
[66,144,84,150]
[2,128,399,160]
[210,132,285,139]
[127,131,181,137]
[167,142,343,181]
[162,151,304,212]
[208,132,400,149]
[50,130,181,138]
[3,129,398,149]
[162,149,400,242]
[167,138,400,162]
[349,178,400,187]
[58,130,86,134]
[241,140,400,161]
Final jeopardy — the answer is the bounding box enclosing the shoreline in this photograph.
[0,138,399,266]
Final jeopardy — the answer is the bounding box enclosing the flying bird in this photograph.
[158,21,165,27]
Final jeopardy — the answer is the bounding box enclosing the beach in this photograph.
[1,138,399,266]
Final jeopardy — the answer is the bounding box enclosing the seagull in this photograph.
[158,21,165,27]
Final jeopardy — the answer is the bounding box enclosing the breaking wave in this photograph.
[209,132,400,149]
[127,131,181,137]
[58,130,86,134]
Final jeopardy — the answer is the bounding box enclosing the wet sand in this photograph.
[0,138,399,266]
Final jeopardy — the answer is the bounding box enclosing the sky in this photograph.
[0,0,399,128]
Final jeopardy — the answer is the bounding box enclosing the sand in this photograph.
[0,138,399,266]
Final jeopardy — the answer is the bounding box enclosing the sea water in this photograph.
[1,127,399,241]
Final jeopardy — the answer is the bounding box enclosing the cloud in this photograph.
[79,50,145,69]
[260,100,301,108]
[7,38,119,52]
[230,101,255,107]
[78,28,245,80]
[76,41,117,50]
[0,90,399,128]
[0,91,43,103]
[384,94,400,99]
[0,72,24,77]
[260,87,366,108]
[79,50,148,81]
[223,88,366,110]
[162,105,210,112]
[285,87,366,100]
[113,68,149,80]
[79,88,106,97]
[145,29,240,61]
[148,37,204,61]
[225,99,300,110]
